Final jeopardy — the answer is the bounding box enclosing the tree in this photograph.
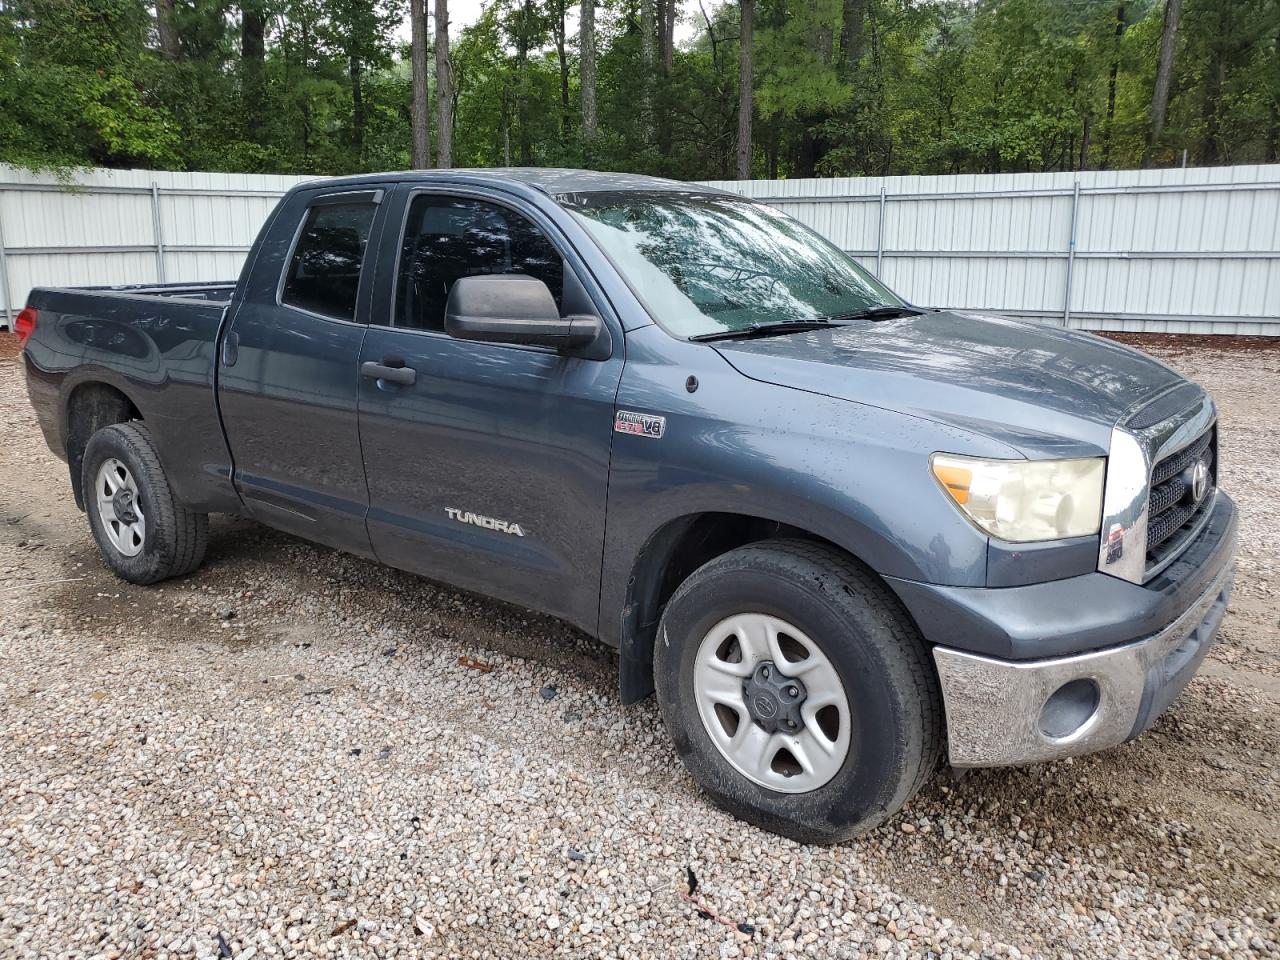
[3,0,1277,180]
[435,0,452,166]
[656,0,676,155]
[156,0,181,59]
[1100,3,1128,169]
[326,0,404,167]
[1148,0,1182,149]
[512,0,538,163]
[549,0,571,141]
[641,0,655,143]
[840,0,865,79]
[241,2,267,135]
[580,0,597,141]
[410,0,431,167]
[738,0,754,178]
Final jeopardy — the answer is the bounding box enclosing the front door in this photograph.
[357,188,623,631]
[219,187,384,554]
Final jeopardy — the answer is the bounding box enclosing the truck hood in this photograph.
[713,311,1189,458]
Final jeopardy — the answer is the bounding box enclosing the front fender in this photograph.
[598,326,1020,648]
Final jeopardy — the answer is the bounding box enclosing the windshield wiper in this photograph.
[688,319,835,343]
[826,304,926,322]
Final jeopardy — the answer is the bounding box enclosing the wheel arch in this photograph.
[615,511,892,705]
[63,381,143,510]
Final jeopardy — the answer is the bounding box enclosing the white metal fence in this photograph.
[705,165,1280,335]
[0,166,311,327]
[3,163,1279,334]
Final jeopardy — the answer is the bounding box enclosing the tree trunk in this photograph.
[156,0,181,59]
[410,0,432,168]
[435,0,453,166]
[515,0,534,164]
[699,0,720,70]
[795,130,818,178]
[1268,92,1280,163]
[640,0,655,144]
[502,88,512,165]
[839,0,866,80]
[1198,44,1225,164]
[658,0,675,74]
[736,0,754,179]
[580,0,598,141]
[1147,0,1182,153]
[552,0,571,140]
[350,56,365,165]
[641,0,655,74]
[656,0,675,155]
[240,4,266,131]
[1099,3,1125,170]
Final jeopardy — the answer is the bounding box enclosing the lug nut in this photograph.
[786,719,798,729]
[787,685,798,697]
[761,665,770,679]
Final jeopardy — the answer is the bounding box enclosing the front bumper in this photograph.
[926,491,1233,773]
[933,552,1232,766]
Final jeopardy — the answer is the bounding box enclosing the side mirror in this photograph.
[444,274,602,352]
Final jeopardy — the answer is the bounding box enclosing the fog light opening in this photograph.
[1038,678,1101,740]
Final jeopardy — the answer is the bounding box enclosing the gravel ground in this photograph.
[1,333,1277,960]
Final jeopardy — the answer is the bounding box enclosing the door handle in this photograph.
[361,360,417,386]
[221,330,239,367]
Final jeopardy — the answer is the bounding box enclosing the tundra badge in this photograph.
[445,508,525,537]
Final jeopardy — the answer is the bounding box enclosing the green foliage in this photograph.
[1,0,1276,178]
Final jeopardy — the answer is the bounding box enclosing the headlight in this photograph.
[930,453,1105,542]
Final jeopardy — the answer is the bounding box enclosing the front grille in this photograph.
[1146,427,1215,573]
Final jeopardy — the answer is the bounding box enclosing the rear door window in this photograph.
[281,200,378,321]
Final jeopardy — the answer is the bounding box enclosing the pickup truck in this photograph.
[18,168,1236,843]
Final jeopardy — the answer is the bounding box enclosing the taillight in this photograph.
[13,307,37,344]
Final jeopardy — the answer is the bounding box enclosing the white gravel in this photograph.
[1,334,1277,959]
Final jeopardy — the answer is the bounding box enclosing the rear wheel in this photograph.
[82,422,208,584]
[654,539,942,843]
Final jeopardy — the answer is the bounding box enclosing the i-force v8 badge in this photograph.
[614,410,666,439]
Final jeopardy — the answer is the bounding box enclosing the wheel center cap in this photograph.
[742,661,807,734]
[112,488,137,524]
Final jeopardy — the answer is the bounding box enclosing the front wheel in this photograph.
[654,539,942,843]
[82,422,208,585]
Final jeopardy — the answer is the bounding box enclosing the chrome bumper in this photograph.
[932,554,1234,767]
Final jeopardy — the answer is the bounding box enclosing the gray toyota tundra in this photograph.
[17,169,1236,842]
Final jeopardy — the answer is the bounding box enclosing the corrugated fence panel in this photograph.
[2,163,1278,333]
[0,165,311,324]
[161,192,282,248]
[7,251,158,297]
[704,164,1280,334]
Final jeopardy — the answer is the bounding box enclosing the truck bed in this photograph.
[21,281,238,514]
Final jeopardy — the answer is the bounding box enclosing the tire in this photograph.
[81,422,208,585]
[653,539,942,844]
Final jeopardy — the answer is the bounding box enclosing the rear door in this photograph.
[218,187,385,554]
[357,186,624,632]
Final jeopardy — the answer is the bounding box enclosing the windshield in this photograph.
[562,190,902,339]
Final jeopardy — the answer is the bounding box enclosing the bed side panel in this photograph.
[22,288,239,512]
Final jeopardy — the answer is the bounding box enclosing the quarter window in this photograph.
[281,201,377,321]
[395,196,564,331]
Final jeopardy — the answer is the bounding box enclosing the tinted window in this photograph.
[281,201,377,321]
[395,196,564,331]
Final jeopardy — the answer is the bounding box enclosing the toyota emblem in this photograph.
[1190,458,1210,503]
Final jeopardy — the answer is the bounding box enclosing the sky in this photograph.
[396,0,705,45]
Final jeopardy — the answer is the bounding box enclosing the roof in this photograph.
[307,167,727,198]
